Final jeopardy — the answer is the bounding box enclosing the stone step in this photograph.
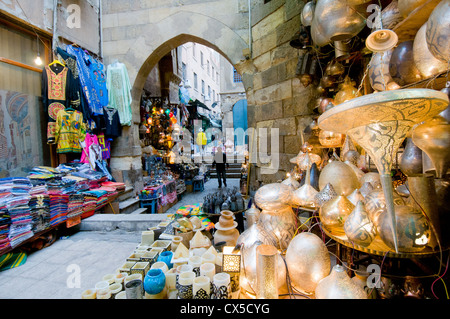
[119,198,140,215]
[130,208,148,215]
[118,186,134,202]
[79,213,170,232]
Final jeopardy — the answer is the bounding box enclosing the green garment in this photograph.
[106,62,133,126]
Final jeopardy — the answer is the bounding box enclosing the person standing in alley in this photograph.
[212,147,229,188]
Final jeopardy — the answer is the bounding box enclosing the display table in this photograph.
[0,189,122,257]
[144,180,178,213]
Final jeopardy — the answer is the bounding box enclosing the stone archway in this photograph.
[109,11,256,190]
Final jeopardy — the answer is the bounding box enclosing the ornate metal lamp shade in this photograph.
[285,232,331,295]
[318,88,448,252]
[254,183,293,211]
[222,246,241,298]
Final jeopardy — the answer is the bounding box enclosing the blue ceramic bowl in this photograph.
[157,250,174,269]
[143,268,166,295]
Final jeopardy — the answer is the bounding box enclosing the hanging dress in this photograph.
[41,63,77,144]
[54,109,86,153]
[56,47,92,125]
[66,45,106,116]
[106,62,133,126]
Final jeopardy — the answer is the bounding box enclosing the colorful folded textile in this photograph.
[0,252,27,271]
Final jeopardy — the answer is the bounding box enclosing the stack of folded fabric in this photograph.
[101,181,126,192]
[29,184,48,196]
[7,195,33,248]
[67,194,84,220]
[0,207,11,254]
[47,179,77,195]
[10,177,32,196]
[82,193,97,213]
[63,176,90,193]
[29,194,51,233]
[48,191,69,226]
[82,189,111,207]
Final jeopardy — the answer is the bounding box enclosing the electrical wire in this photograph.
[431,253,449,299]
[15,0,52,52]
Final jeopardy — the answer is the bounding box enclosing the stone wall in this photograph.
[101,0,315,191]
[247,0,315,188]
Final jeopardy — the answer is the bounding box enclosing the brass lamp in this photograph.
[222,246,241,298]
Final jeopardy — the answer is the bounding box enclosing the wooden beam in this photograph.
[0,56,43,73]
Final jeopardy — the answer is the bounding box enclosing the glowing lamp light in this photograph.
[222,247,241,273]
[147,117,152,125]
[34,54,43,66]
[146,127,150,134]
[222,246,241,298]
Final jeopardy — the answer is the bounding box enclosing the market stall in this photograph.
[0,165,125,257]
[82,0,449,300]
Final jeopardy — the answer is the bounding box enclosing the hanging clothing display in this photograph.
[66,45,107,116]
[41,63,77,144]
[54,110,86,153]
[80,133,101,169]
[102,106,122,138]
[97,133,111,160]
[106,62,133,126]
[56,47,92,125]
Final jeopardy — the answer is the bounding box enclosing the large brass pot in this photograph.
[311,0,366,47]
[426,4,450,59]
[319,195,355,236]
[319,161,360,196]
[412,116,450,179]
[301,1,315,27]
[344,201,376,247]
[389,40,423,86]
[398,0,428,18]
[413,23,448,79]
[259,206,298,251]
[285,232,331,295]
[399,138,423,176]
[426,0,450,63]
[254,183,293,211]
[315,265,367,299]
[364,188,405,233]
[368,50,400,91]
[378,205,431,253]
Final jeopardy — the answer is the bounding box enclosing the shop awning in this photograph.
[189,99,210,111]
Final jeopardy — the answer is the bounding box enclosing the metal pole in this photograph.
[99,0,103,59]
[52,0,58,55]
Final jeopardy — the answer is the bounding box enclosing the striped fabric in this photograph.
[0,252,27,271]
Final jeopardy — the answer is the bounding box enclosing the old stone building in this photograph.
[101,0,312,192]
[0,0,315,192]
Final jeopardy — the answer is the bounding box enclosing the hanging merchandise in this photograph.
[106,62,133,126]
[41,61,78,144]
[66,45,107,116]
[101,106,122,138]
[56,47,92,124]
[97,133,111,160]
[196,130,207,146]
[54,109,86,154]
[80,133,102,169]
